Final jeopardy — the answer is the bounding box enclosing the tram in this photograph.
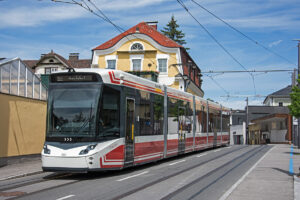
[42,69,230,172]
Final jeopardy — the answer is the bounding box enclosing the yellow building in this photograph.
[91,22,204,97]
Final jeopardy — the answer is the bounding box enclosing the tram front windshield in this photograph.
[47,84,101,138]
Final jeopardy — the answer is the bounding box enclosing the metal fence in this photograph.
[0,58,47,100]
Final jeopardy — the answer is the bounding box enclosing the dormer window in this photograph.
[49,59,54,63]
[131,43,143,51]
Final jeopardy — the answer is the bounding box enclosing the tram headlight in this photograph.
[43,144,51,154]
[79,144,97,155]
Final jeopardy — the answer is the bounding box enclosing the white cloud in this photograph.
[95,0,170,11]
[268,40,283,48]
[0,41,90,60]
[0,5,88,28]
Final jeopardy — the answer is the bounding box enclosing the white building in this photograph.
[263,85,292,106]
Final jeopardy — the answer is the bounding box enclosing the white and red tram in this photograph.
[42,69,230,172]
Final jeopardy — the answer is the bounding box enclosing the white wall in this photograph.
[230,122,246,145]
[270,130,287,143]
[264,97,291,106]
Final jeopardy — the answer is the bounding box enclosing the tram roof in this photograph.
[53,68,229,111]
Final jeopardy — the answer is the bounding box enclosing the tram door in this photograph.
[124,98,135,167]
[178,107,186,154]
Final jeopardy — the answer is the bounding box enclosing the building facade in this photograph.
[263,85,292,106]
[91,22,204,97]
[248,106,292,144]
[230,110,246,145]
[23,50,91,75]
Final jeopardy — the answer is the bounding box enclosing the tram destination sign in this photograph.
[51,73,99,82]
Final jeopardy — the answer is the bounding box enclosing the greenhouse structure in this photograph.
[0,57,47,100]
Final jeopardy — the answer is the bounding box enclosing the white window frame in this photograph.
[51,68,57,73]
[156,54,169,74]
[129,42,145,51]
[130,54,144,71]
[105,55,118,69]
[107,60,116,69]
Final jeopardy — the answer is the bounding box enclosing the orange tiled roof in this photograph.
[93,22,182,50]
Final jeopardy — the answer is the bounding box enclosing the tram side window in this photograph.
[153,94,164,135]
[196,103,206,133]
[195,103,201,133]
[168,98,191,134]
[168,98,178,134]
[222,113,230,132]
[138,91,152,136]
[214,111,221,133]
[180,101,191,133]
[208,112,214,133]
[186,101,193,133]
[98,86,120,139]
[209,108,220,133]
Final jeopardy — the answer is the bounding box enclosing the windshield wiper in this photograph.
[74,103,94,134]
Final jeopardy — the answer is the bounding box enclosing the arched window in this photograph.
[130,43,143,51]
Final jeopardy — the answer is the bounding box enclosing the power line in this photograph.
[190,0,297,67]
[220,94,266,98]
[202,69,294,74]
[176,0,257,95]
[85,0,157,67]
[203,74,230,95]
[52,0,157,66]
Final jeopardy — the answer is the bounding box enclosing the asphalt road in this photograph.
[0,145,271,200]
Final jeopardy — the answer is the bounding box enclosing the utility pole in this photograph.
[292,68,297,86]
[246,97,249,145]
[294,39,300,149]
[297,40,300,149]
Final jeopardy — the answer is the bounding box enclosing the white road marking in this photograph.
[225,146,232,149]
[56,195,75,200]
[219,145,275,200]
[117,171,149,182]
[214,149,221,152]
[169,160,186,166]
[196,153,207,157]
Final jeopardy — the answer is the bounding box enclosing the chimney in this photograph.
[146,21,158,30]
[69,53,79,61]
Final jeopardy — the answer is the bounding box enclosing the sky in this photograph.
[0,0,299,109]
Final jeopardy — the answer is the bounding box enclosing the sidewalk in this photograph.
[223,144,300,200]
[0,155,43,181]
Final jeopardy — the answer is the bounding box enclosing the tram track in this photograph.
[2,145,247,200]
[110,145,250,200]
[0,173,73,192]
[161,145,270,200]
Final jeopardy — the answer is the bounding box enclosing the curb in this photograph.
[295,175,300,200]
[0,171,44,181]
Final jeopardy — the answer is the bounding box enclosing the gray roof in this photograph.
[263,85,292,104]
[248,106,290,122]
[0,57,19,65]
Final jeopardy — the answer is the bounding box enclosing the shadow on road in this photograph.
[272,167,294,176]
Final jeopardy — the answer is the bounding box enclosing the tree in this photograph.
[161,15,189,50]
[288,77,300,118]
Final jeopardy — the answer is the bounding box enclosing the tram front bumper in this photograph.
[42,155,89,172]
